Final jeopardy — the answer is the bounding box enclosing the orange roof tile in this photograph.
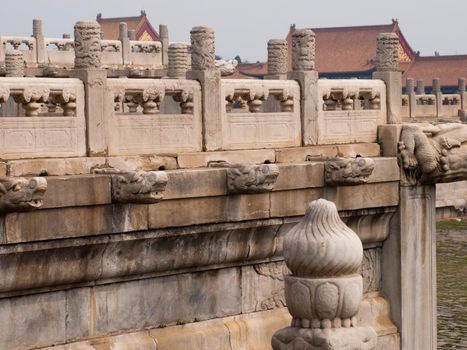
[96,11,159,41]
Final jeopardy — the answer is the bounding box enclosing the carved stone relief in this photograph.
[226,164,279,194]
[5,50,24,77]
[190,26,215,71]
[74,21,102,69]
[0,177,47,212]
[324,157,375,186]
[375,33,399,72]
[268,39,288,75]
[111,171,168,204]
[291,29,315,71]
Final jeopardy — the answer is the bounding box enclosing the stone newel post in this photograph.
[267,39,288,80]
[406,78,416,119]
[72,21,109,156]
[119,22,131,65]
[373,33,402,124]
[458,78,466,112]
[288,29,319,145]
[167,43,189,79]
[33,18,46,65]
[159,25,169,66]
[187,26,222,151]
[432,78,442,118]
[272,199,377,350]
[5,50,25,77]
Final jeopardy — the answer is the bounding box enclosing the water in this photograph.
[437,220,467,349]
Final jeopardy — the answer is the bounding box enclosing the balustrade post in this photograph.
[119,22,131,65]
[159,24,169,66]
[187,26,222,151]
[128,29,136,41]
[167,43,188,79]
[272,199,377,349]
[5,50,24,77]
[432,78,442,118]
[33,18,46,65]
[266,39,287,80]
[416,79,425,95]
[459,78,466,111]
[372,33,402,124]
[288,29,319,145]
[71,21,110,156]
[406,78,416,119]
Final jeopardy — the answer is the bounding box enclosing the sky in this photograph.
[0,0,466,62]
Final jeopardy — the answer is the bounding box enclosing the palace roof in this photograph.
[96,10,159,41]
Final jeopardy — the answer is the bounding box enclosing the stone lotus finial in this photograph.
[74,21,102,69]
[0,177,47,212]
[398,123,467,185]
[375,33,399,72]
[111,171,168,204]
[272,199,377,350]
[226,164,279,194]
[324,157,375,186]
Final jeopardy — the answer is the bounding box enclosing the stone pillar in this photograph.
[432,78,442,118]
[288,29,319,145]
[159,24,169,66]
[272,199,377,349]
[62,33,71,39]
[167,43,188,79]
[459,78,466,111]
[406,78,416,119]
[187,26,222,151]
[416,79,425,95]
[5,50,25,77]
[33,18,46,65]
[72,21,109,156]
[372,33,402,124]
[118,22,131,65]
[128,29,136,41]
[266,39,288,80]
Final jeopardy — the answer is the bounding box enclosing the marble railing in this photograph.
[0,36,36,64]
[130,40,162,68]
[318,79,386,144]
[107,78,202,155]
[0,77,85,159]
[221,79,301,149]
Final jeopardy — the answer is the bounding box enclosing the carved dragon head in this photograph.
[0,177,47,212]
[325,157,375,186]
[112,171,168,204]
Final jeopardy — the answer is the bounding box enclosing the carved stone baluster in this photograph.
[272,199,377,349]
[247,89,269,113]
[5,50,24,77]
[173,90,194,114]
[0,87,10,104]
[125,96,138,113]
[135,87,165,115]
[370,91,381,110]
[56,90,77,116]
[277,90,294,112]
[14,88,50,116]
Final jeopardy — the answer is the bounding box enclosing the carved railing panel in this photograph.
[44,38,75,67]
[101,40,123,67]
[107,78,202,155]
[130,40,162,68]
[318,79,386,144]
[441,94,461,118]
[221,79,301,150]
[0,36,36,64]
[0,78,85,159]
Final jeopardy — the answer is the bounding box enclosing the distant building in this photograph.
[96,10,159,41]
[235,20,466,92]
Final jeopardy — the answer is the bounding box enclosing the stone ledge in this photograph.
[177,149,276,168]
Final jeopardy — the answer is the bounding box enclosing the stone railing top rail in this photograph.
[318,78,386,97]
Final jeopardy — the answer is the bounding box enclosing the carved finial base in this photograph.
[272,326,377,350]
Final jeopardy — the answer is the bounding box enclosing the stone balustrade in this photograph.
[318,79,386,144]
[0,77,85,159]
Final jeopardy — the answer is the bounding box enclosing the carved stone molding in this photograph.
[398,123,467,185]
[226,164,279,194]
[272,199,377,350]
[375,33,399,72]
[291,29,315,71]
[324,157,375,186]
[0,177,47,212]
[74,21,102,69]
[190,26,215,71]
[111,171,168,204]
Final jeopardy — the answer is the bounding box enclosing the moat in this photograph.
[437,220,467,349]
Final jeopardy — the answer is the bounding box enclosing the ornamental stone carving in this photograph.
[292,29,315,71]
[74,21,102,69]
[398,123,467,185]
[111,171,168,204]
[324,157,375,186]
[13,88,50,116]
[272,199,377,350]
[268,39,288,75]
[0,177,47,212]
[5,50,24,77]
[215,59,238,76]
[375,33,399,72]
[190,26,215,71]
[168,43,189,79]
[226,164,279,194]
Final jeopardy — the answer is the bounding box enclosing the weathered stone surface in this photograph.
[375,33,399,72]
[378,125,402,157]
[5,50,24,77]
[436,180,467,211]
[268,39,288,76]
[111,171,168,204]
[190,26,215,71]
[178,149,275,168]
[149,194,270,228]
[168,43,189,79]
[8,157,106,176]
[164,168,227,199]
[227,164,279,194]
[359,248,382,294]
[74,21,102,69]
[399,123,467,184]
[105,155,178,171]
[373,71,402,124]
[275,143,380,163]
[242,261,288,313]
[42,175,111,208]
[324,157,375,186]
[0,176,47,212]
[291,29,315,71]
[3,204,147,243]
[274,163,324,191]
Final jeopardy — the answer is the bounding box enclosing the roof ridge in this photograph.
[309,23,395,32]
